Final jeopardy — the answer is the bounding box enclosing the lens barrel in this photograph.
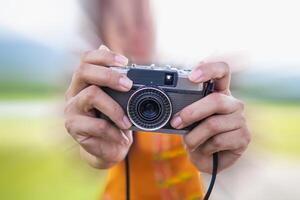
[127,87,172,131]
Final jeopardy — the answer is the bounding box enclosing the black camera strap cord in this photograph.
[203,152,218,200]
[124,152,218,200]
[125,154,130,200]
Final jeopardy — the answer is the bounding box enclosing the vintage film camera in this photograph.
[100,64,214,134]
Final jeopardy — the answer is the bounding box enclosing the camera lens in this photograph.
[127,87,172,131]
[138,99,161,121]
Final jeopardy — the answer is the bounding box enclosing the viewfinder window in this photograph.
[164,73,174,85]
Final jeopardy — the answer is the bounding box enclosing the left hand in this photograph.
[170,62,251,173]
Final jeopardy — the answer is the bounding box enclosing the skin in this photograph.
[171,62,251,173]
[64,0,251,173]
[65,45,134,169]
[99,0,155,64]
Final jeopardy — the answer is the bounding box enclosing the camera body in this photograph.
[100,64,214,134]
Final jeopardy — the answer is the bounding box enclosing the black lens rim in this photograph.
[137,98,162,121]
[127,87,172,131]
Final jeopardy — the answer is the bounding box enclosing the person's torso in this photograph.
[102,132,204,200]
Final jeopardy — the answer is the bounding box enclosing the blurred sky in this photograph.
[0,0,300,73]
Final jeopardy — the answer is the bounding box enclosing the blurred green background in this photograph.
[1,0,300,199]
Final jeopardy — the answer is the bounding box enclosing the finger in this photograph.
[65,63,133,99]
[81,45,128,67]
[80,135,131,165]
[193,150,242,173]
[66,85,132,129]
[79,147,114,169]
[200,129,250,156]
[64,114,129,145]
[183,111,245,151]
[170,93,244,129]
[188,62,231,93]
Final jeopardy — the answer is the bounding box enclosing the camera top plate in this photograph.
[111,64,206,92]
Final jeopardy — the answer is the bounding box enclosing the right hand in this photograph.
[64,45,133,169]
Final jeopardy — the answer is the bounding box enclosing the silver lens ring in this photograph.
[127,87,172,131]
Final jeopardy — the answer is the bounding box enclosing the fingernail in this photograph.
[188,68,203,82]
[119,76,133,90]
[171,115,182,129]
[114,54,128,66]
[99,44,109,51]
[123,116,132,129]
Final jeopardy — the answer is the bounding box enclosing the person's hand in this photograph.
[64,45,133,169]
[170,62,251,173]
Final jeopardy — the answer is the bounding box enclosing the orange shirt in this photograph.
[102,132,204,200]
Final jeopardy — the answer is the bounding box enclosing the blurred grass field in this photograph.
[0,99,299,200]
[246,101,300,157]
[0,109,106,200]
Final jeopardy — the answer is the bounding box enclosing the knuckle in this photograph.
[97,120,111,131]
[103,68,115,84]
[112,103,120,114]
[64,116,76,134]
[180,107,193,124]
[74,64,86,80]
[183,135,197,150]
[235,128,251,150]
[64,89,71,101]
[81,50,92,62]
[244,128,251,145]
[211,93,226,110]
[210,92,221,103]
[93,147,105,161]
[88,84,99,93]
[64,100,73,115]
[112,103,123,119]
[78,61,87,70]
[230,96,245,110]
[236,99,245,110]
[80,86,100,108]
[211,136,223,148]
[85,85,99,100]
[239,113,246,125]
[239,133,251,151]
[98,48,108,57]
[206,117,220,132]
[99,49,114,62]
[220,62,230,74]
